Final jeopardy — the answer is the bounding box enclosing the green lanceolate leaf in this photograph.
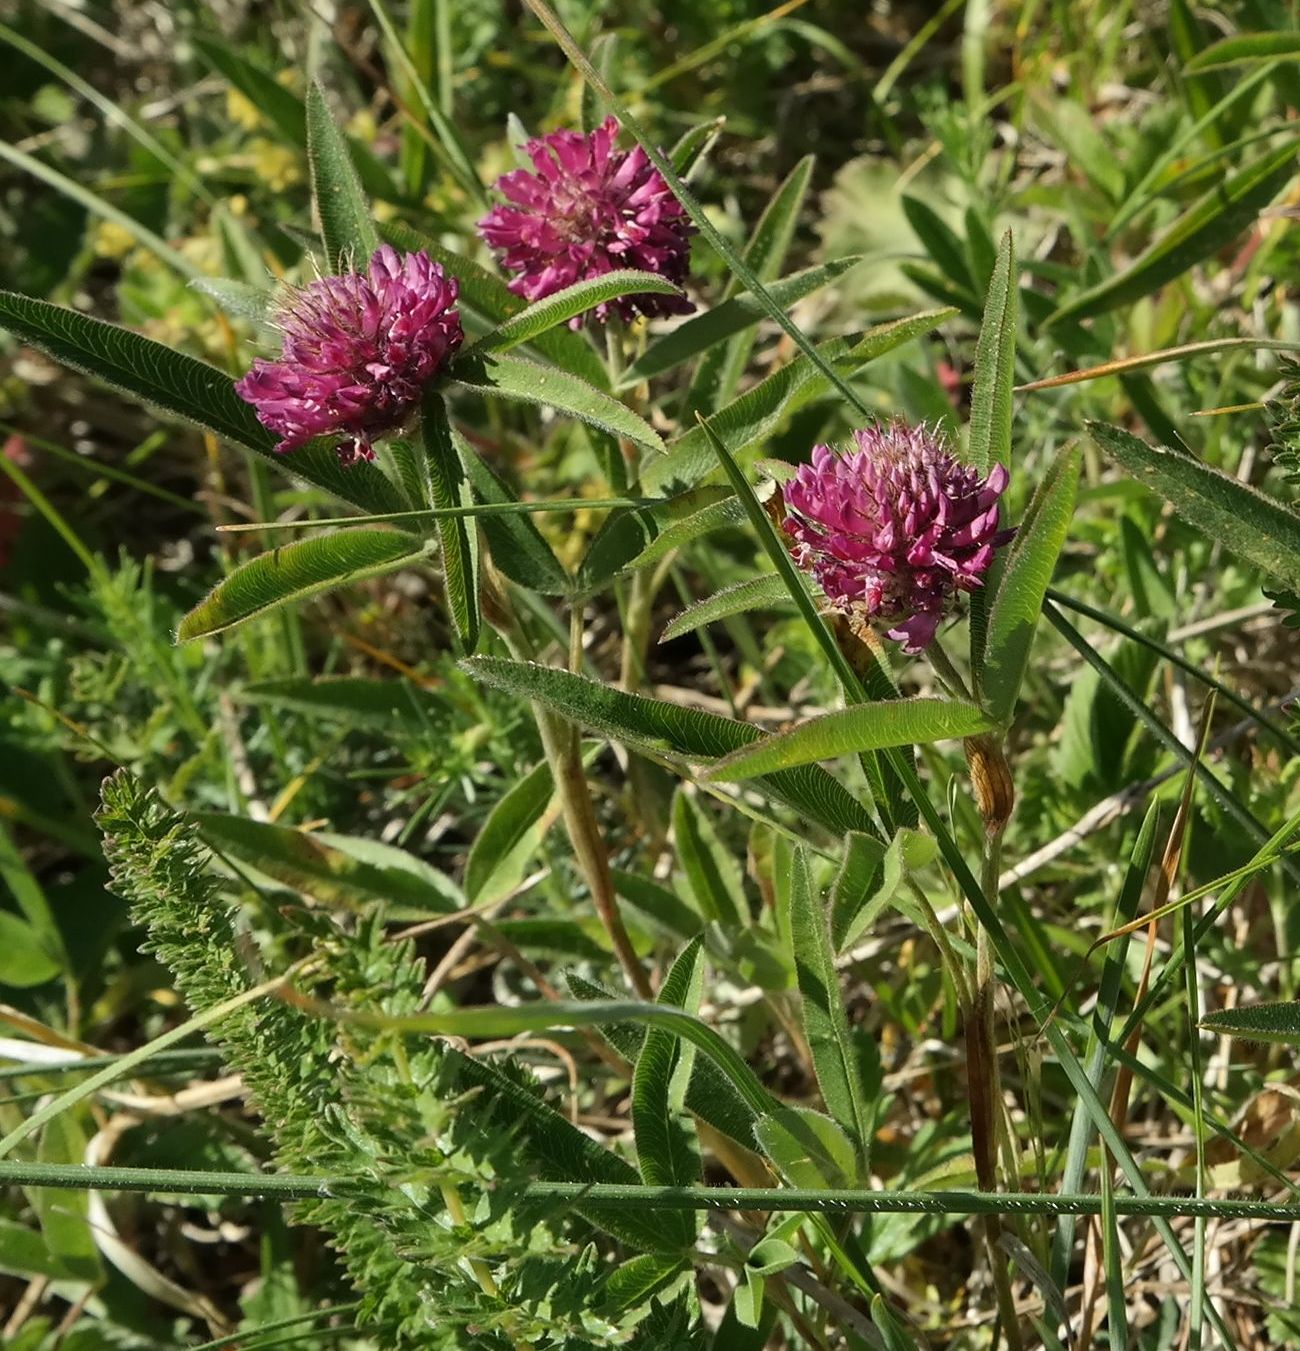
[980,443,1081,724]
[1051,139,1300,325]
[688,155,814,412]
[192,34,307,144]
[619,257,864,388]
[305,81,379,272]
[789,848,870,1166]
[1199,1002,1300,1046]
[0,292,405,515]
[436,1049,672,1253]
[472,271,682,354]
[462,657,880,839]
[568,971,757,1148]
[195,813,462,917]
[464,760,555,904]
[753,1106,857,1188]
[422,394,481,650]
[828,831,887,952]
[967,230,1017,475]
[629,492,746,570]
[631,939,705,1248]
[705,699,992,784]
[661,574,793,642]
[574,485,730,591]
[450,350,664,453]
[644,311,955,495]
[672,790,746,927]
[1186,32,1300,71]
[177,530,429,641]
[1090,421,1300,594]
[456,432,571,596]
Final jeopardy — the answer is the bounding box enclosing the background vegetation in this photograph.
[2,1,1300,1347]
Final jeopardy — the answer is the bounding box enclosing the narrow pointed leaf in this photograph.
[450,350,664,452]
[631,939,704,1248]
[688,155,814,412]
[967,230,1017,474]
[1090,421,1300,593]
[422,394,480,650]
[306,81,379,271]
[706,699,992,783]
[177,530,429,641]
[0,292,405,515]
[619,257,863,388]
[789,848,870,1164]
[461,657,880,839]
[457,432,571,595]
[195,813,461,916]
[1051,140,1300,325]
[472,271,682,354]
[661,574,793,642]
[981,443,1081,724]
[1186,32,1300,71]
[1199,1002,1300,1046]
[672,791,746,927]
[464,760,555,904]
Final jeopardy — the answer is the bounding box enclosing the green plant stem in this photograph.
[970,828,1023,1351]
[11,1162,1300,1221]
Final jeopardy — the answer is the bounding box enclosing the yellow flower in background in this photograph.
[226,87,263,132]
[94,220,137,261]
[249,139,300,192]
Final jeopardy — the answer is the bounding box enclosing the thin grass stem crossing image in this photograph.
[2,2,1300,1348]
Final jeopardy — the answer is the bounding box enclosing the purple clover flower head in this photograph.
[783,421,1012,654]
[477,116,695,326]
[235,246,463,468]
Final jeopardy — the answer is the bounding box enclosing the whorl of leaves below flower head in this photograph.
[783,421,1012,653]
[235,245,462,468]
[478,116,695,326]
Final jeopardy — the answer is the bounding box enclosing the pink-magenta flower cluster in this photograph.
[784,422,1011,653]
[477,116,695,325]
[235,245,463,468]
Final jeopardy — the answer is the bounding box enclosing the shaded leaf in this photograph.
[196,812,462,916]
